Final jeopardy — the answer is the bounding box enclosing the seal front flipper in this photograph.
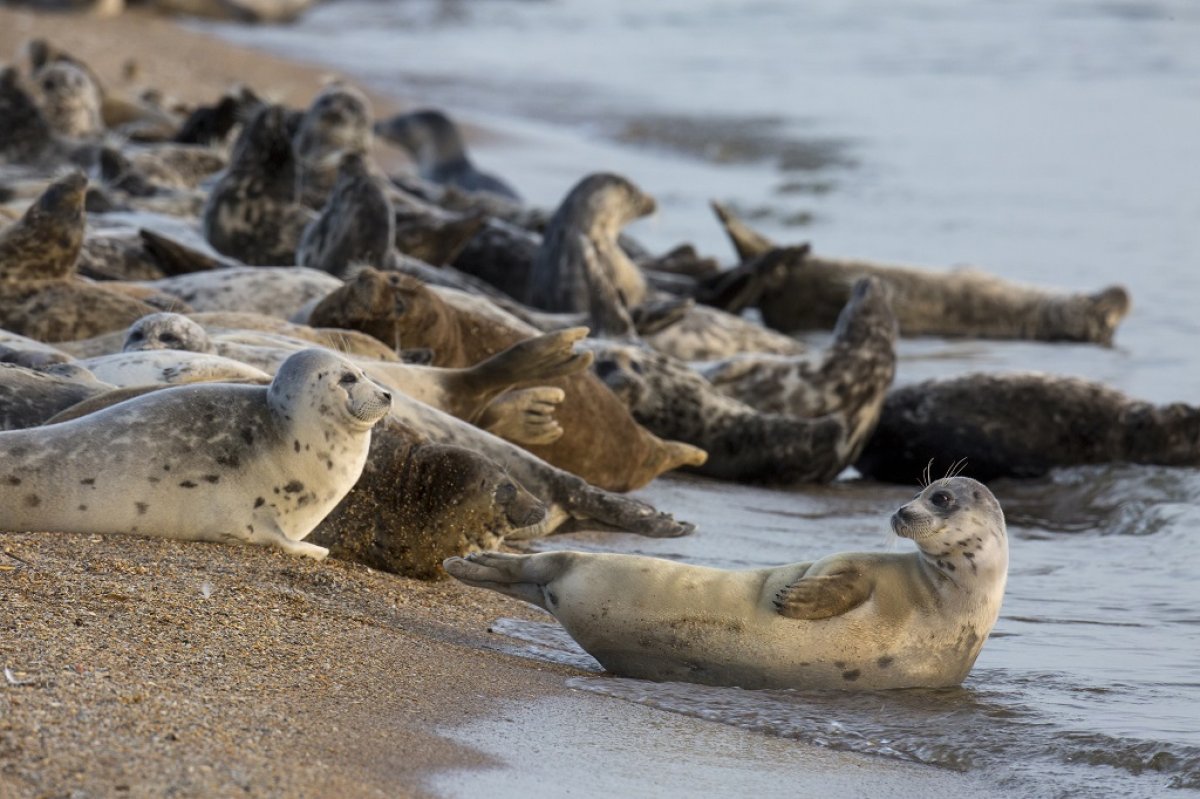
[710,200,775,261]
[773,565,872,620]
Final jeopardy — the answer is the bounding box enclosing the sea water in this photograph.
[205,2,1200,795]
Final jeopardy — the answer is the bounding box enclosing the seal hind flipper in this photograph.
[630,297,693,336]
[461,327,593,395]
[476,386,566,446]
[443,552,556,608]
[774,566,872,620]
[139,229,225,275]
[710,200,775,260]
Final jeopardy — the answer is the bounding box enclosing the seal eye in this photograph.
[339,372,358,385]
[930,491,953,509]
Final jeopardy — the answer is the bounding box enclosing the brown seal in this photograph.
[713,204,1131,345]
[309,268,707,491]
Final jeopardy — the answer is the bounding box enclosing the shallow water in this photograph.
[205,2,1200,796]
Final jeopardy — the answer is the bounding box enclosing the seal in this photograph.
[0,348,392,559]
[526,172,656,313]
[77,350,272,387]
[295,152,394,279]
[0,171,87,282]
[446,476,1009,690]
[137,265,342,318]
[0,65,59,165]
[309,417,547,579]
[293,82,374,209]
[0,361,111,430]
[34,61,104,139]
[202,104,316,266]
[641,303,807,362]
[308,267,709,492]
[374,108,521,200]
[712,204,1131,345]
[857,372,1200,483]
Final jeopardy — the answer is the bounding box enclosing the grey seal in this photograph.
[446,476,1008,690]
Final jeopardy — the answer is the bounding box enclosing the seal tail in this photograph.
[443,551,558,609]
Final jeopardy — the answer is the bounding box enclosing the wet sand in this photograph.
[0,9,1000,797]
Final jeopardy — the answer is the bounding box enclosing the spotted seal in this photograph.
[447,476,1008,690]
[857,372,1200,482]
[0,348,391,559]
[0,361,111,430]
[136,266,343,318]
[202,104,316,266]
[374,108,520,200]
[713,204,1131,345]
[526,172,656,313]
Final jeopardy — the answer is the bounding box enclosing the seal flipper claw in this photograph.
[775,567,872,620]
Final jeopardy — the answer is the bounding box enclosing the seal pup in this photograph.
[0,348,391,559]
[857,372,1200,483]
[526,172,656,313]
[293,82,374,209]
[202,104,316,266]
[374,108,519,200]
[447,476,1008,690]
[295,152,394,279]
[309,268,709,492]
[310,418,546,579]
[34,61,104,139]
[712,205,1131,345]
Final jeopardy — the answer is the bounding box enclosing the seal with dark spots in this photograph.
[857,372,1200,482]
[0,348,391,559]
[446,477,1008,690]
[0,361,112,431]
[296,151,394,279]
[202,104,316,266]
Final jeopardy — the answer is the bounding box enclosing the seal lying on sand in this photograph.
[374,108,520,200]
[0,349,391,559]
[136,265,343,318]
[310,418,546,579]
[857,372,1200,482]
[309,268,707,492]
[447,476,1008,690]
[0,361,111,430]
[202,104,316,266]
[713,205,1131,345]
[526,173,656,313]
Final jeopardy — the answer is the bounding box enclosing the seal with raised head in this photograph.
[447,476,1008,690]
[857,372,1200,483]
[0,348,392,559]
[293,82,374,209]
[34,60,104,139]
[526,172,656,313]
[202,104,316,266]
[374,108,520,200]
[296,151,394,279]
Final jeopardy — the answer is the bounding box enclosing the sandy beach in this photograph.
[4,5,1187,797]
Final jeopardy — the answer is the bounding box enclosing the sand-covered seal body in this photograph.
[857,372,1200,482]
[0,348,391,559]
[310,418,546,579]
[447,477,1008,690]
[202,104,316,266]
[527,173,655,313]
[374,108,520,200]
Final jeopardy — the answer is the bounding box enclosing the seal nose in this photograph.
[380,390,393,403]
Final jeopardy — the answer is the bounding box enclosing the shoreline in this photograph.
[0,9,1004,798]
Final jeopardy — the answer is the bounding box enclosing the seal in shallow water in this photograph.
[0,348,391,559]
[446,476,1008,690]
[856,372,1200,482]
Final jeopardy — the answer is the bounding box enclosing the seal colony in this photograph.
[0,31,1186,707]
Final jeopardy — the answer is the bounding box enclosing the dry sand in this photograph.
[0,9,999,798]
